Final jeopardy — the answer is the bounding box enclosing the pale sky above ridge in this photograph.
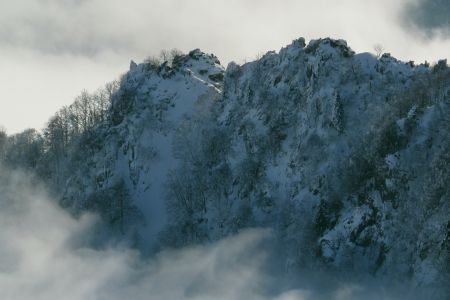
[1,0,449,133]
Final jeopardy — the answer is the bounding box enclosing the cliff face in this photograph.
[23,38,450,286]
[211,38,449,285]
[59,49,224,249]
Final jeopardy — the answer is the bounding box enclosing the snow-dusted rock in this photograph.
[44,38,449,287]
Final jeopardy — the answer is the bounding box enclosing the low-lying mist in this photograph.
[0,167,444,300]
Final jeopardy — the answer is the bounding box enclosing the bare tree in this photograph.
[159,49,170,62]
[373,44,384,59]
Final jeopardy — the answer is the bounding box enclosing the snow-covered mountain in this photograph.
[58,49,224,250]
[2,38,449,292]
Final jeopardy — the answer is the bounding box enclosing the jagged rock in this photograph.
[130,60,137,70]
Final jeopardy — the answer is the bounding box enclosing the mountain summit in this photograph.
[2,38,449,291]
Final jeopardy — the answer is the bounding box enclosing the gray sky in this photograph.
[1,0,449,134]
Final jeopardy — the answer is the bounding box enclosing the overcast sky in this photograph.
[1,0,449,134]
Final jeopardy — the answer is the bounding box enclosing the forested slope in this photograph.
[1,38,449,291]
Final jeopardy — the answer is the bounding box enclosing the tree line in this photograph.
[0,80,120,175]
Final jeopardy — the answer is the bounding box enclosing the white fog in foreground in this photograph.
[0,168,286,300]
[0,167,440,300]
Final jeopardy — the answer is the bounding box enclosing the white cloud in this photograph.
[2,0,448,62]
[1,0,449,133]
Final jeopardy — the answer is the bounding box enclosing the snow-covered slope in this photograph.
[60,49,224,251]
[158,38,449,286]
[30,38,449,289]
[205,38,449,285]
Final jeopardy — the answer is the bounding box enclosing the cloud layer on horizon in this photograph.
[1,0,449,134]
[401,0,450,37]
[2,0,449,60]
